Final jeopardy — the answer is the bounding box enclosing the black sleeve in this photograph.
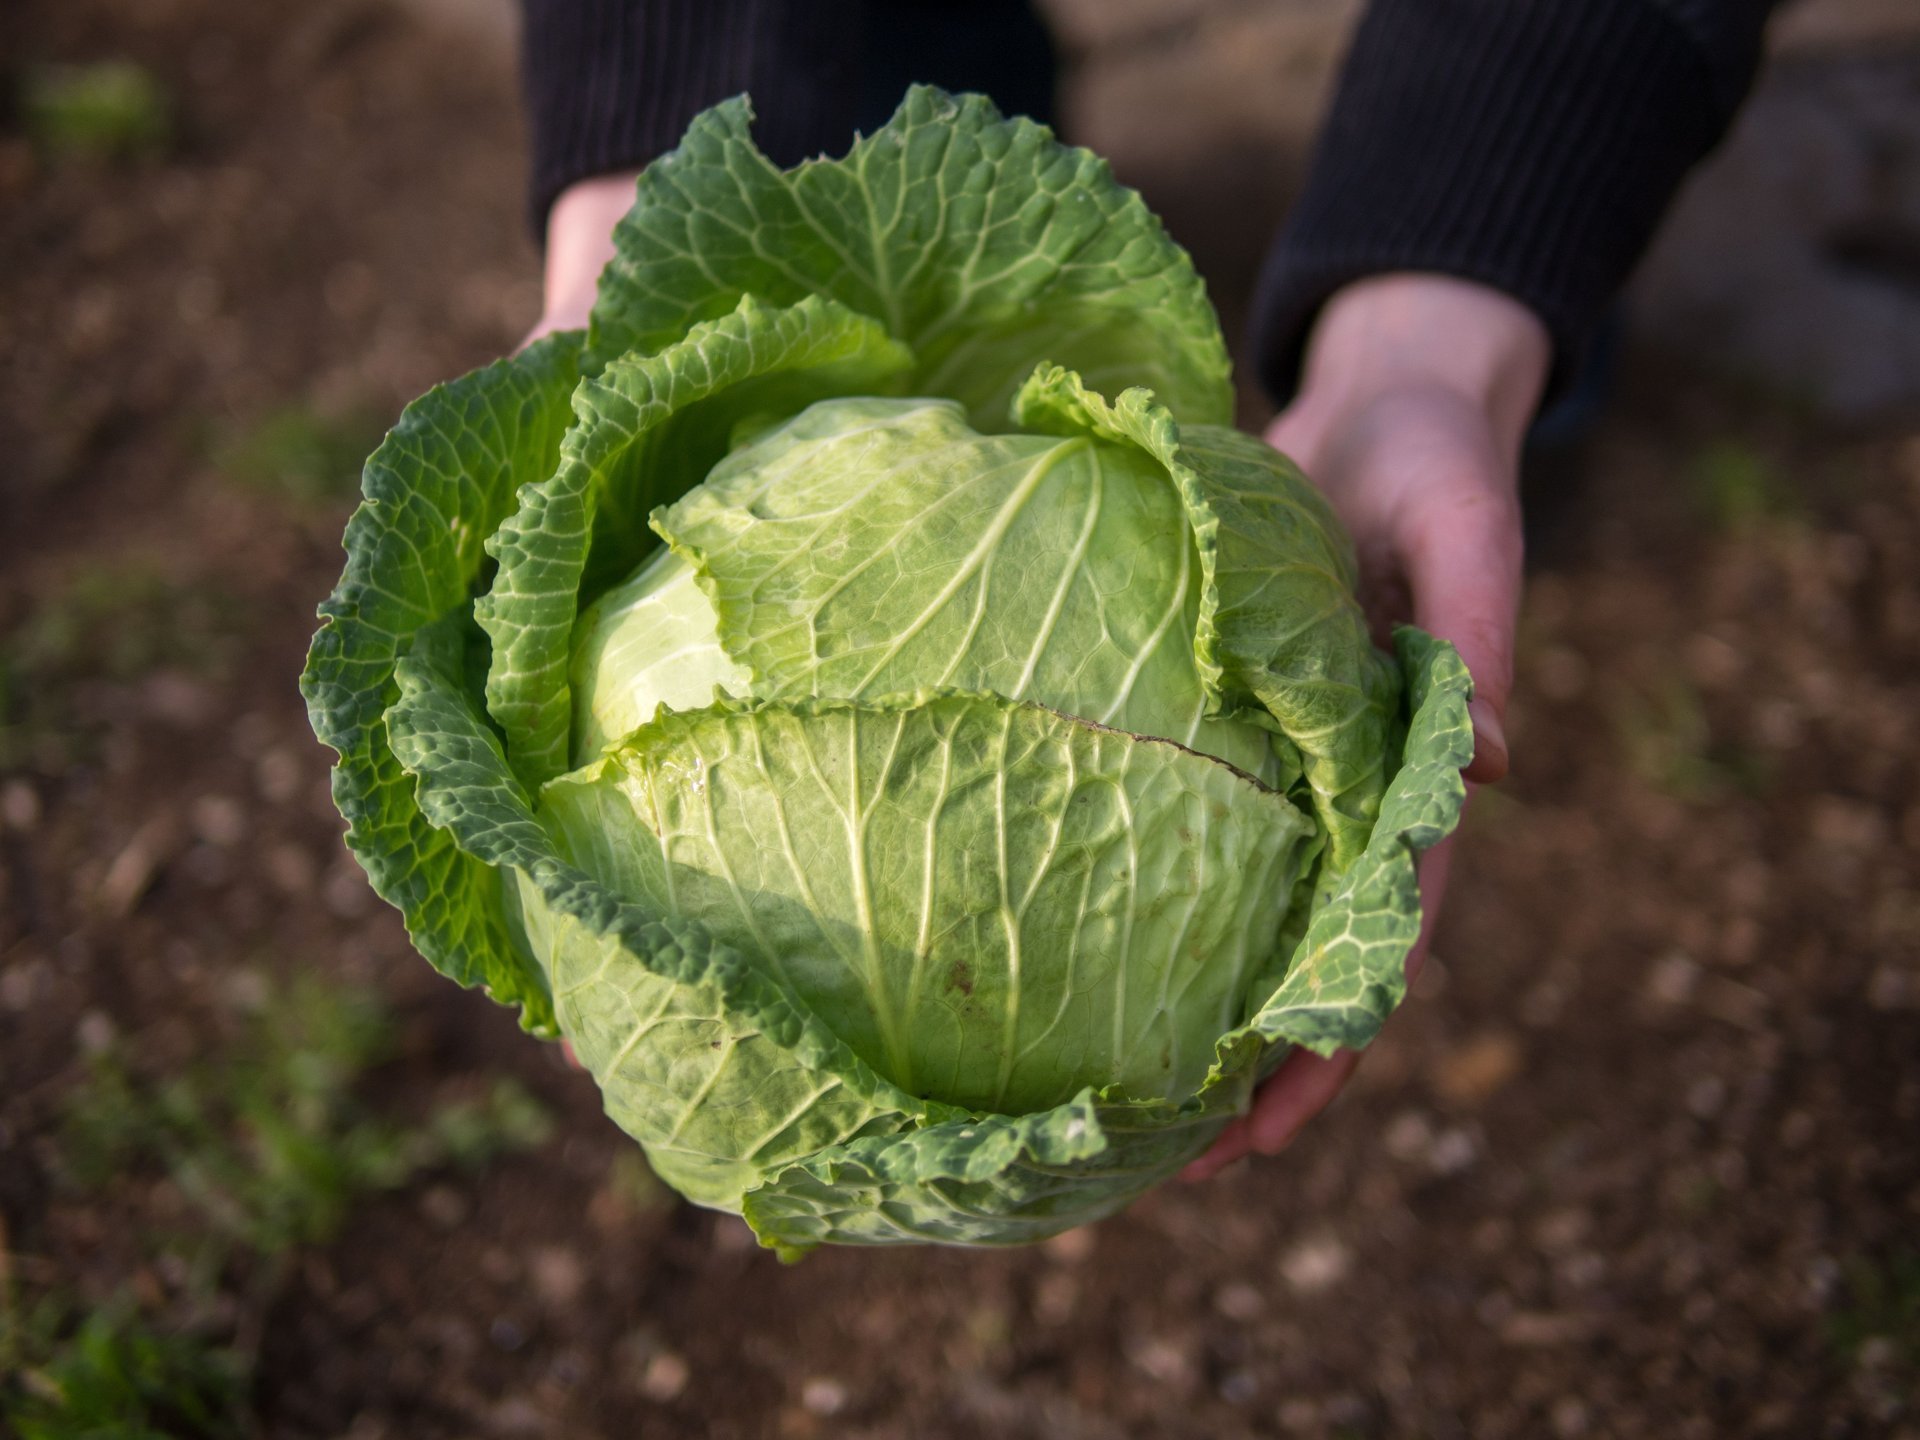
[1249,0,1779,404]
[518,0,1055,241]
[518,0,854,238]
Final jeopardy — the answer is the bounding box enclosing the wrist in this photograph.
[1291,274,1551,461]
[537,170,641,334]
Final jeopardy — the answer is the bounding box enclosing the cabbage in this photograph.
[302,89,1471,1254]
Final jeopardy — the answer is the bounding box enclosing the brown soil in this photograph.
[2,2,1916,1437]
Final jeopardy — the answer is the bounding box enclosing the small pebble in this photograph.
[485,1397,543,1434]
[1123,1335,1194,1389]
[800,1377,847,1416]
[418,1184,468,1229]
[190,794,247,846]
[0,781,41,831]
[1213,1280,1265,1321]
[1533,1209,1590,1253]
[1277,1399,1319,1431]
[266,842,318,895]
[323,858,373,916]
[1429,1127,1479,1176]
[1032,1271,1077,1325]
[1279,1235,1350,1295]
[1552,1396,1591,1437]
[1645,951,1700,1007]
[0,960,48,1013]
[1382,1110,1433,1162]
[1686,1074,1728,1119]
[256,746,303,803]
[1432,1031,1522,1106]
[529,1246,585,1308]
[641,1352,689,1402]
[76,1009,116,1056]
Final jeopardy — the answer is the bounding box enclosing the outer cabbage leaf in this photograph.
[1015,365,1401,871]
[741,1094,1225,1255]
[588,87,1232,426]
[537,690,1315,1115]
[647,394,1278,780]
[476,295,913,785]
[300,333,584,1034]
[1237,627,1471,1053]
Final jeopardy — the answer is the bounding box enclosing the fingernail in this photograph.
[1469,700,1506,767]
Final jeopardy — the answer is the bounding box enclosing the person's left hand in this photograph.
[1180,272,1547,1182]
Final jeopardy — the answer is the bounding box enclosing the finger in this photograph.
[1262,408,1320,477]
[1398,489,1523,784]
[1245,1048,1361,1153]
[1180,1115,1254,1183]
[1404,814,1462,990]
[561,1038,583,1071]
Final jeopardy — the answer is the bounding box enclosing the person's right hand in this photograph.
[523,170,641,348]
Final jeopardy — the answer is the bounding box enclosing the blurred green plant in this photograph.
[1686,441,1799,532]
[60,977,553,1256]
[3,566,234,686]
[603,1147,673,1218]
[0,1296,246,1440]
[4,979,553,1436]
[0,563,241,772]
[22,61,171,164]
[1827,1252,1920,1372]
[1612,672,1771,801]
[214,406,382,508]
[1458,780,1522,835]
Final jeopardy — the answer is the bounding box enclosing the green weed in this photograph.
[213,406,381,508]
[2,1298,246,1440]
[1828,1252,1920,1372]
[1686,441,1800,532]
[0,563,241,772]
[1458,782,1522,835]
[7,979,553,1436]
[1612,673,1771,801]
[23,61,171,164]
[604,1147,673,1217]
[60,978,552,1255]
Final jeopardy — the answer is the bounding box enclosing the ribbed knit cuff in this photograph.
[1251,0,1773,406]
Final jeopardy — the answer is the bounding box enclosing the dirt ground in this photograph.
[2,2,1917,1437]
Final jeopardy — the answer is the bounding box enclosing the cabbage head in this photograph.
[303,89,1471,1255]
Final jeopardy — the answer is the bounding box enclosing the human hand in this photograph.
[1182,272,1548,1181]
[522,170,641,348]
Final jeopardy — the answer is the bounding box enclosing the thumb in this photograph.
[1398,488,1522,783]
